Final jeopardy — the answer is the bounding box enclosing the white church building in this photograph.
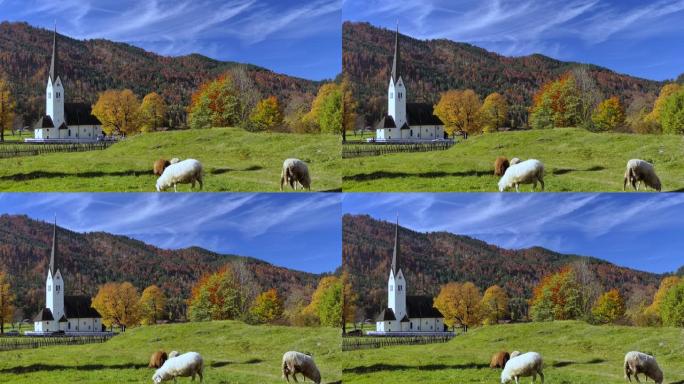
[27,27,103,143]
[29,218,103,335]
[375,26,445,142]
[371,218,446,336]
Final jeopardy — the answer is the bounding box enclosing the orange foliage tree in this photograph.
[433,281,483,332]
[529,267,583,321]
[592,289,625,324]
[433,89,482,136]
[92,282,141,330]
[529,73,581,129]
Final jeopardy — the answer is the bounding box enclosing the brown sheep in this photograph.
[490,351,510,369]
[153,159,171,176]
[149,350,169,369]
[494,156,510,177]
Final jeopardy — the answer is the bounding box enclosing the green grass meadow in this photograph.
[0,321,341,383]
[343,128,684,192]
[342,321,684,384]
[0,128,341,192]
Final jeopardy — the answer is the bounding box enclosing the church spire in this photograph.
[49,23,58,83]
[391,22,400,84]
[49,215,57,275]
[391,214,400,274]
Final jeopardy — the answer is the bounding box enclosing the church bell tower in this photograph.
[46,25,65,129]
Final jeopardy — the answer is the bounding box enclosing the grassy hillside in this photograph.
[343,321,684,383]
[0,321,341,383]
[343,129,684,192]
[0,128,341,192]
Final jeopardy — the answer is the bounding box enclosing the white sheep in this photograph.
[624,351,663,384]
[156,159,203,192]
[501,352,544,384]
[280,158,311,191]
[510,158,522,165]
[498,159,545,192]
[282,351,321,384]
[623,159,661,192]
[152,351,204,383]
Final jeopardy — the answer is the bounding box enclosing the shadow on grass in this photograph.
[343,362,489,374]
[669,381,684,384]
[343,170,491,182]
[552,165,605,175]
[0,363,148,374]
[0,169,150,181]
[552,358,605,368]
[209,165,263,175]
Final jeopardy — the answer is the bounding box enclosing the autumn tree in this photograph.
[249,96,284,131]
[0,270,15,334]
[139,285,167,325]
[434,89,482,136]
[0,76,15,142]
[319,87,342,134]
[303,82,339,133]
[92,89,141,135]
[433,281,483,332]
[661,88,684,134]
[188,74,242,129]
[529,268,583,321]
[481,285,509,325]
[229,66,262,122]
[187,266,246,322]
[529,74,581,129]
[572,66,604,129]
[138,92,167,132]
[479,93,508,133]
[592,289,626,324]
[318,279,342,327]
[250,288,284,324]
[284,94,316,133]
[660,280,684,327]
[341,76,358,141]
[644,276,681,324]
[92,282,141,331]
[646,83,681,126]
[342,271,358,334]
[303,275,341,326]
[592,97,625,131]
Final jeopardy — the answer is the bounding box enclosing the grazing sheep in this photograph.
[623,159,661,192]
[152,351,204,383]
[498,159,545,192]
[169,351,180,358]
[510,351,522,359]
[153,159,171,176]
[148,350,169,369]
[624,351,663,384]
[494,157,510,177]
[490,351,511,369]
[501,352,544,384]
[169,158,181,164]
[510,158,522,165]
[280,158,311,191]
[156,159,203,192]
[282,351,321,384]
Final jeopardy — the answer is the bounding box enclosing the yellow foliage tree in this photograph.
[250,96,284,131]
[139,285,167,325]
[0,270,15,334]
[592,289,626,324]
[303,83,340,131]
[92,89,141,136]
[433,89,482,136]
[592,96,625,131]
[0,76,16,142]
[646,83,682,125]
[433,281,483,332]
[250,288,284,324]
[138,92,167,132]
[481,285,509,325]
[92,282,141,330]
[341,77,358,141]
[644,276,681,323]
[479,93,508,133]
[341,270,358,333]
[303,275,340,319]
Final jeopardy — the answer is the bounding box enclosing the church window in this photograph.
[56,92,60,99]
[398,92,402,99]
[48,285,51,292]
[48,92,51,99]
[390,285,393,291]
[398,285,402,291]
[390,92,393,99]
[55,285,60,292]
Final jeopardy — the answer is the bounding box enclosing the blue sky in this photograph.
[0,193,341,274]
[343,0,684,81]
[343,193,684,274]
[0,0,341,80]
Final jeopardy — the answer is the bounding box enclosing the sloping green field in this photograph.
[343,129,684,192]
[342,321,684,383]
[0,128,341,192]
[0,321,341,383]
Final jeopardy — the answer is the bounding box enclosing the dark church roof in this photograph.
[49,25,59,83]
[377,307,396,321]
[65,296,101,319]
[34,308,54,322]
[391,25,401,84]
[58,315,68,323]
[375,115,396,129]
[64,103,101,126]
[406,103,443,126]
[34,116,55,129]
[406,296,443,318]
[400,314,410,323]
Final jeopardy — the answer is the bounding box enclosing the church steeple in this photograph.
[49,24,58,83]
[49,215,57,275]
[391,215,400,274]
[391,23,400,84]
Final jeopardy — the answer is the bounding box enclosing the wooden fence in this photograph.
[0,334,114,351]
[342,334,454,351]
[0,141,115,159]
[342,140,454,158]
